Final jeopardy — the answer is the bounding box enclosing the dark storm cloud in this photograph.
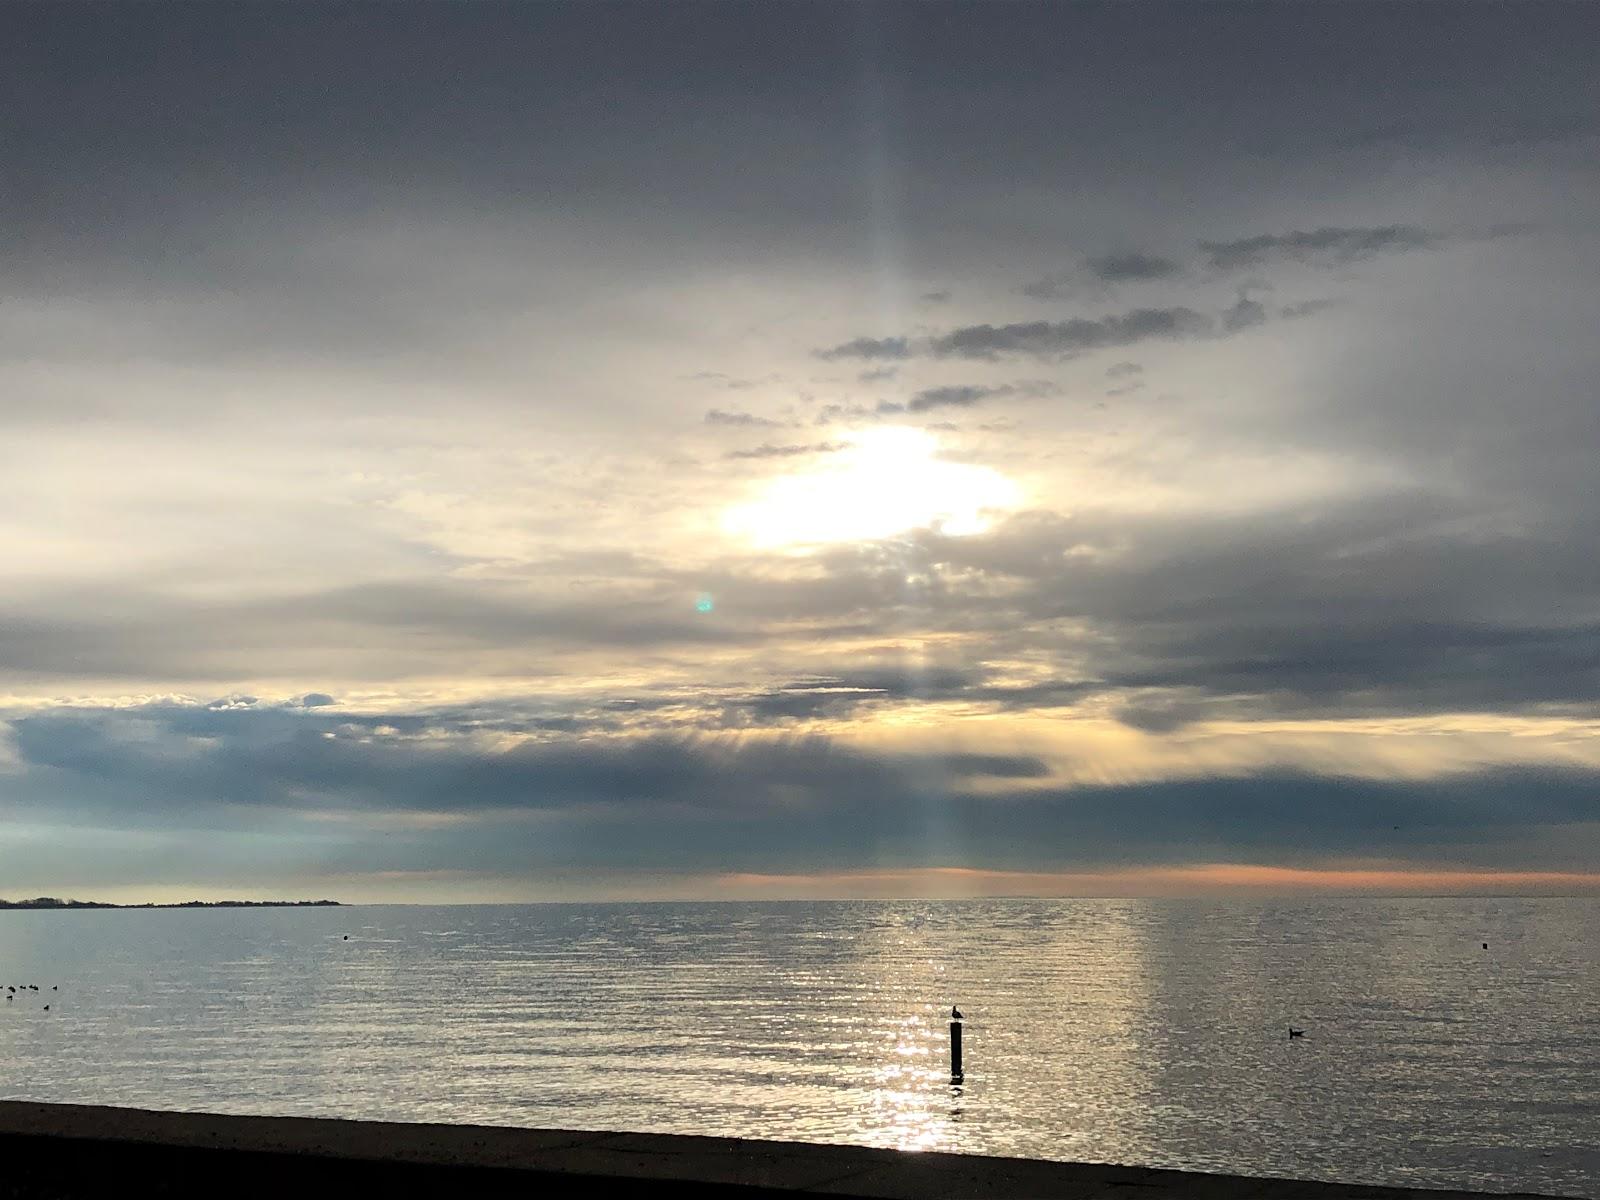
[1201,225,1438,270]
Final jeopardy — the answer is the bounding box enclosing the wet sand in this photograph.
[0,1100,1566,1199]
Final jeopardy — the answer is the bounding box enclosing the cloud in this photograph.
[4,4,1597,899]
[908,385,998,413]
[1222,291,1267,332]
[0,699,1049,829]
[815,336,911,362]
[691,372,776,390]
[1087,252,1184,282]
[927,308,1212,360]
[919,497,1600,722]
[725,441,843,460]
[1021,252,1183,299]
[1338,114,1598,154]
[1201,224,1437,270]
[723,667,991,723]
[705,409,781,427]
[904,381,1058,413]
[1017,272,1078,301]
[1279,298,1340,319]
[6,699,1600,881]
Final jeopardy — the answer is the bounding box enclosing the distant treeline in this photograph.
[0,897,342,910]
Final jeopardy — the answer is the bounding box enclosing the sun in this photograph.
[722,427,1020,549]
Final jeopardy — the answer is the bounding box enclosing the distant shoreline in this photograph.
[0,898,341,910]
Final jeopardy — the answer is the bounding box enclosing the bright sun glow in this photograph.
[722,428,1021,549]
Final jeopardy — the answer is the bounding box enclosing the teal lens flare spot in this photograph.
[696,594,714,614]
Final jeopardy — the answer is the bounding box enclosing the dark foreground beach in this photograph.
[0,1101,1568,1200]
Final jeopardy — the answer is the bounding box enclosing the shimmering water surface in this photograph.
[1,900,1596,1196]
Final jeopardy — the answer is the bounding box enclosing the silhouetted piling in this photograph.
[950,1015,964,1082]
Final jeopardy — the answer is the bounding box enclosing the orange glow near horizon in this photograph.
[714,864,1600,900]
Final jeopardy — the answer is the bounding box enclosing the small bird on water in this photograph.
[951,1006,963,1020]
[1288,1027,1305,1039]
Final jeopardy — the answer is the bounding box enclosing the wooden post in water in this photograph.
[949,1014,964,1082]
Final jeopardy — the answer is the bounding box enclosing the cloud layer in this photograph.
[3,2,1600,898]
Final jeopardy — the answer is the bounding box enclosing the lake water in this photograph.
[1,899,1596,1196]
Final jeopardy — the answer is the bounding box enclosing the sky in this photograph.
[3,1,1599,902]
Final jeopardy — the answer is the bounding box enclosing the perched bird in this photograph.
[1288,1027,1305,1039]
[951,1006,964,1020]
[42,1005,49,1012]
[1482,943,1489,950]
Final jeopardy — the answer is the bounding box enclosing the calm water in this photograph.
[1,899,1596,1196]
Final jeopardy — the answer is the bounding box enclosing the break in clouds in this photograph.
[3,2,1599,898]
